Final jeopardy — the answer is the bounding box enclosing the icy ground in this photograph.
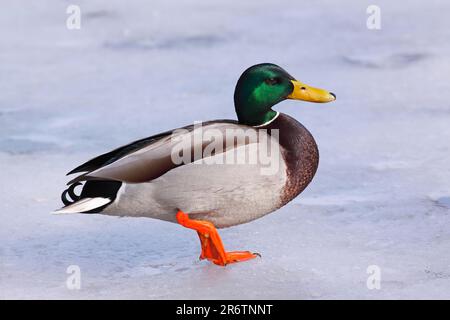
[1,0,450,299]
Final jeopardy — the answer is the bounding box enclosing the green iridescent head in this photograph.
[234,63,336,126]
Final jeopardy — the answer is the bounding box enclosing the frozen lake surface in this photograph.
[1,0,450,299]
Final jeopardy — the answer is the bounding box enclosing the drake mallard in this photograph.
[56,63,336,266]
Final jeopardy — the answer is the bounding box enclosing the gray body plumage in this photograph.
[57,113,319,229]
[103,143,287,228]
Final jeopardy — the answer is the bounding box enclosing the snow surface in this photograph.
[1,0,450,299]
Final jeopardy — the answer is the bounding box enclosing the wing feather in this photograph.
[66,120,260,184]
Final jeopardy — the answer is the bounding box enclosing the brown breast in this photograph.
[263,113,319,206]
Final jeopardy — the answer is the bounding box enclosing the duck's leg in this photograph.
[176,210,260,266]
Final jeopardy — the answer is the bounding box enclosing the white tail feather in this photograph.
[53,197,111,214]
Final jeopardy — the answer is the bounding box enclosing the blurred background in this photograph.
[1,0,450,299]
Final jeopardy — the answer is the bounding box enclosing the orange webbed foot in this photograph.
[176,210,260,266]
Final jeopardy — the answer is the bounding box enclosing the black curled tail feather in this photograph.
[60,180,122,213]
[61,182,82,205]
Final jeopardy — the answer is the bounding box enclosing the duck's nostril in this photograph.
[330,92,336,99]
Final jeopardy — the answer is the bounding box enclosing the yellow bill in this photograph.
[287,80,336,103]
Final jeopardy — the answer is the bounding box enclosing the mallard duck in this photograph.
[56,63,335,266]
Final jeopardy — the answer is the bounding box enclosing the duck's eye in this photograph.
[265,78,279,85]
